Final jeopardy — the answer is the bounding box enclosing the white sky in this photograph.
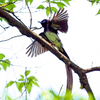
[0,0,100,100]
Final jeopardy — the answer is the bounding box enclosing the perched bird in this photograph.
[26,8,73,92]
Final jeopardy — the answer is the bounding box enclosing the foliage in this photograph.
[36,89,94,100]
[5,94,12,100]
[0,53,10,71]
[88,0,100,15]
[37,0,71,16]
[96,9,100,15]
[5,70,39,94]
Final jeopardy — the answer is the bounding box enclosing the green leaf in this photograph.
[0,0,6,4]
[27,76,39,87]
[37,5,45,9]
[63,0,71,6]
[90,0,96,5]
[0,53,5,60]
[5,95,12,100]
[46,7,50,16]
[56,2,66,8]
[0,18,9,24]
[96,0,99,3]
[5,59,10,67]
[25,0,33,5]
[27,76,38,82]
[6,81,15,88]
[51,7,57,12]
[32,81,39,87]
[16,82,21,92]
[18,78,25,81]
[0,59,10,71]
[29,0,33,4]
[4,3,16,12]
[46,0,49,2]
[20,74,24,79]
[16,82,24,92]
[50,1,66,8]
[96,9,100,15]
[26,82,32,94]
[25,70,30,76]
[8,0,13,3]
[0,18,3,21]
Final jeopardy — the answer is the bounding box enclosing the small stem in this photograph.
[25,0,32,29]
[48,0,52,19]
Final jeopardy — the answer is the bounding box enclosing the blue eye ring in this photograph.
[41,19,46,23]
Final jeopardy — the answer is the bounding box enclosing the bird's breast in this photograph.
[45,31,63,51]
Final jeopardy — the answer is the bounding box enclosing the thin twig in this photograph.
[31,26,42,31]
[0,35,23,42]
[0,60,11,65]
[12,90,26,100]
[25,0,32,29]
[48,0,52,20]
[0,25,10,30]
[58,85,63,96]
[3,8,27,27]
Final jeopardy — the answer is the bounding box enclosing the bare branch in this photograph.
[84,66,100,73]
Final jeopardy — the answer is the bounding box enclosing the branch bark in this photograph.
[0,7,96,100]
[84,66,100,73]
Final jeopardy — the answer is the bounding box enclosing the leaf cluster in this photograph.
[37,0,71,16]
[36,89,94,100]
[0,53,10,71]
[88,0,100,15]
[5,70,39,94]
[0,0,18,11]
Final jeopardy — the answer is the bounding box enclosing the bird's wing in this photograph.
[26,41,48,57]
[26,32,49,57]
[51,8,68,33]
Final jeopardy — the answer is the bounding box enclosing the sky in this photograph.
[0,0,100,100]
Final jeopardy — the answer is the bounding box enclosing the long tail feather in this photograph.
[59,47,73,92]
[65,64,73,91]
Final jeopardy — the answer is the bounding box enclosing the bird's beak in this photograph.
[38,21,41,23]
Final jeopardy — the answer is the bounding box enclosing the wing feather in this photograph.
[51,8,68,33]
[26,41,48,57]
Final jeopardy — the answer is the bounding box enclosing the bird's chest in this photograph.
[45,31,62,49]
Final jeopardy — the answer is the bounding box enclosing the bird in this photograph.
[26,8,73,92]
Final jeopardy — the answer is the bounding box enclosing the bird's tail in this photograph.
[59,47,70,59]
[65,64,73,91]
[59,47,73,92]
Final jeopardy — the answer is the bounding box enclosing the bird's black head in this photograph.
[39,19,48,28]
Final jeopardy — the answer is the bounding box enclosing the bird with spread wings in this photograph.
[26,8,73,92]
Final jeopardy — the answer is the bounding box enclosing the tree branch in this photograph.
[84,66,100,73]
[0,7,96,100]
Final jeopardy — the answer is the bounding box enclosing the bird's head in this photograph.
[38,19,49,28]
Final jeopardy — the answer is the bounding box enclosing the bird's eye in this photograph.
[42,20,46,23]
